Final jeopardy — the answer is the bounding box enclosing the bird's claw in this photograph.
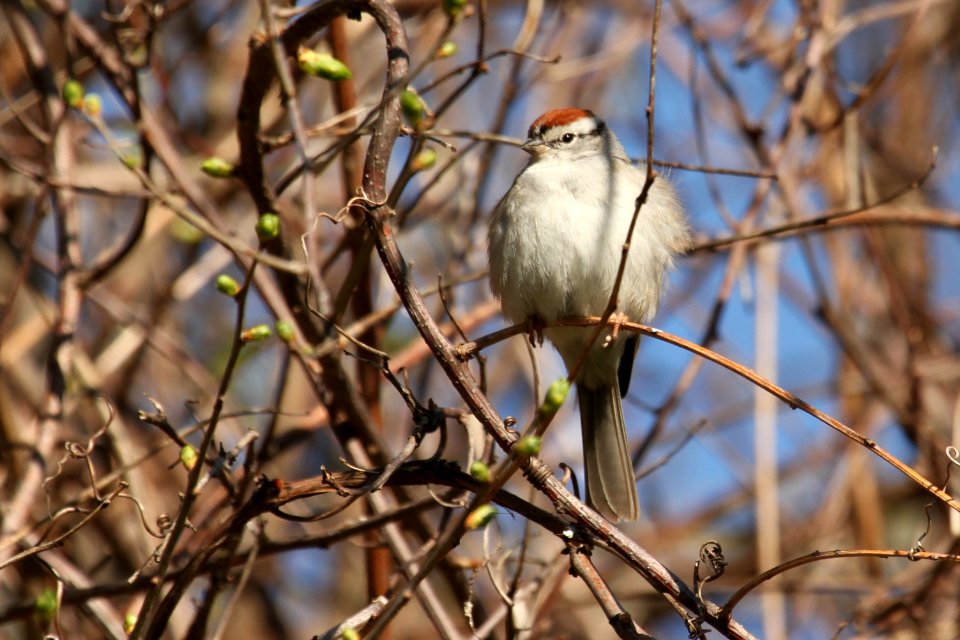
[527,315,546,347]
[603,312,630,348]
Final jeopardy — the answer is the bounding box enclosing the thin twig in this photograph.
[556,316,960,514]
[720,547,960,620]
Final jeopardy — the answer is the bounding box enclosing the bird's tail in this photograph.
[578,382,640,521]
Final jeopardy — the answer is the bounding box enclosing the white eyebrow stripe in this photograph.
[540,116,602,141]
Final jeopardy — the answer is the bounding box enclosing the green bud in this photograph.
[35,588,58,623]
[276,319,294,343]
[342,629,360,640]
[400,89,426,127]
[170,218,204,244]
[122,154,141,169]
[201,157,234,178]
[255,213,280,241]
[437,41,458,58]
[123,613,138,635]
[464,504,497,530]
[443,0,468,17]
[515,435,542,457]
[411,148,437,172]
[541,378,571,415]
[179,444,199,471]
[215,274,240,297]
[63,80,84,108]
[469,460,491,483]
[298,48,352,80]
[82,93,102,117]
[240,324,272,342]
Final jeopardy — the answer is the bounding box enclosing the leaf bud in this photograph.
[469,460,491,483]
[82,93,102,116]
[215,274,240,297]
[63,79,84,108]
[276,320,294,343]
[34,588,58,623]
[442,0,468,17]
[437,41,458,58]
[179,444,199,470]
[411,148,437,172]
[464,504,497,530]
[541,378,570,415]
[298,48,352,80]
[515,435,542,457]
[240,324,272,342]
[400,89,426,127]
[201,157,235,178]
[255,213,280,241]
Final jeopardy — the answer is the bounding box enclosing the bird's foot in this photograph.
[603,312,630,348]
[526,315,546,347]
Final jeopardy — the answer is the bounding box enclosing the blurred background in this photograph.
[2,0,959,638]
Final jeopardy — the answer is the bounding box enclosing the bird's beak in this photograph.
[521,139,546,157]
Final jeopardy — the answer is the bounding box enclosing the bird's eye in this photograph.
[561,133,575,143]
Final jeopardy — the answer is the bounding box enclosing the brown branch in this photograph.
[0,1,80,569]
[0,483,127,572]
[549,316,960,514]
[132,260,259,640]
[0,481,471,626]
[720,547,960,620]
[352,3,758,638]
[692,148,939,253]
[566,543,656,640]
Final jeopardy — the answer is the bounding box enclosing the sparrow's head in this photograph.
[522,108,625,161]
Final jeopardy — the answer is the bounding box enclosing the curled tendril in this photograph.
[156,513,172,535]
[946,446,960,470]
[43,399,116,510]
[701,540,727,575]
[694,540,727,601]
[559,462,582,502]
[909,502,936,561]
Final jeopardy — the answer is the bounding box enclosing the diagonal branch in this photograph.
[553,316,960,515]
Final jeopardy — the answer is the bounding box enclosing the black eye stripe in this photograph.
[529,121,605,143]
[549,127,601,143]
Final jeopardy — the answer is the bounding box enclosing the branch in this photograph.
[720,547,960,620]
[550,316,960,514]
[692,147,939,253]
[354,3,758,638]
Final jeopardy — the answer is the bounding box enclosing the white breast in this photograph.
[488,150,689,386]
[489,160,583,324]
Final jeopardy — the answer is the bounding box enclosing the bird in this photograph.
[487,108,689,521]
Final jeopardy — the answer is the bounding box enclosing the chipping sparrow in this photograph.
[488,108,689,521]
